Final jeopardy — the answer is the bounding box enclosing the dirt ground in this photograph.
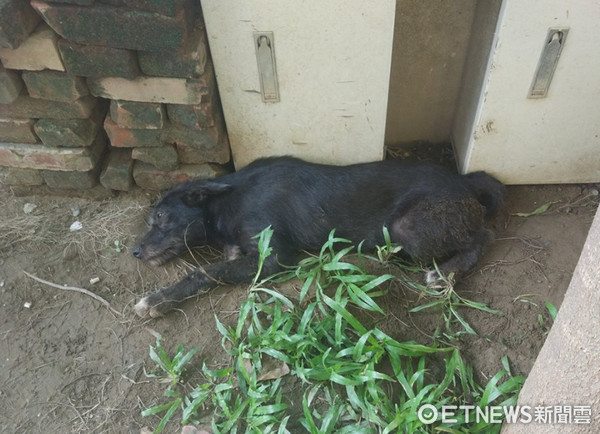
[0,170,598,433]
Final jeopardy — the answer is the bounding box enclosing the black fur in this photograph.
[133,156,503,318]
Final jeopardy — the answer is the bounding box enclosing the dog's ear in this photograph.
[182,182,232,206]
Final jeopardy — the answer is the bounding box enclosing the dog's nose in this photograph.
[133,246,141,258]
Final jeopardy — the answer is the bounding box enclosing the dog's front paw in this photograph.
[134,295,169,318]
[134,297,151,318]
[425,269,440,284]
[424,269,448,289]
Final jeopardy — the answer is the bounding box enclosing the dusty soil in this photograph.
[0,176,598,433]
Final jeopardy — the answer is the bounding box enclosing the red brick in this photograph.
[138,23,207,78]
[0,167,44,186]
[176,135,230,165]
[0,23,65,71]
[0,93,97,119]
[103,116,162,147]
[88,76,209,104]
[0,119,38,143]
[22,70,89,102]
[133,161,228,190]
[166,100,218,128]
[48,0,94,4]
[110,100,165,129]
[165,122,223,150]
[31,0,194,51]
[0,0,41,49]
[58,39,140,79]
[42,164,102,190]
[34,105,105,147]
[102,0,192,17]
[0,65,23,104]
[99,147,134,191]
[0,133,106,171]
[132,145,178,171]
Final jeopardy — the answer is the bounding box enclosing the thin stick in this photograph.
[23,271,123,317]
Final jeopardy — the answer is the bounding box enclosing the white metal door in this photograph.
[201,0,396,168]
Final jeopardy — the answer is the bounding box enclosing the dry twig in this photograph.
[23,271,123,317]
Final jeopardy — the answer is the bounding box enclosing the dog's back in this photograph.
[209,157,502,251]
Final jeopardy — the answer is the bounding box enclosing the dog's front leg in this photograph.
[134,255,282,318]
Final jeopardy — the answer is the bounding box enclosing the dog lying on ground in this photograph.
[133,156,503,318]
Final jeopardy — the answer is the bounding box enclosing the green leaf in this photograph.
[251,287,295,309]
[545,301,558,321]
[174,347,199,373]
[409,299,446,313]
[513,201,557,217]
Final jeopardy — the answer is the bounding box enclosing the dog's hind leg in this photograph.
[389,197,493,282]
[134,254,283,318]
[425,229,494,283]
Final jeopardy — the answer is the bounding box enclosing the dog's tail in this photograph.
[464,171,505,218]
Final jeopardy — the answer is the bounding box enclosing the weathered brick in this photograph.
[132,145,178,171]
[34,105,105,147]
[99,0,193,17]
[0,23,65,71]
[0,133,106,171]
[0,119,38,143]
[133,161,228,190]
[42,161,102,190]
[1,167,44,186]
[58,39,140,79]
[167,101,218,128]
[8,183,114,198]
[0,0,41,49]
[0,65,23,104]
[0,93,97,119]
[138,24,207,78]
[22,70,89,102]
[103,116,162,147]
[110,100,165,129]
[31,1,194,51]
[48,0,94,5]
[176,136,230,165]
[88,76,209,104]
[165,123,223,150]
[99,147,134,191]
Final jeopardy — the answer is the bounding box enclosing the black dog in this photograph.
[133,156,503,318]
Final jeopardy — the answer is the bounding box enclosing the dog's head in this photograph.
[133,180,232,265]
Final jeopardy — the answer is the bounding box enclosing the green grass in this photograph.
[142,337,198,432]
[141,228,525,433]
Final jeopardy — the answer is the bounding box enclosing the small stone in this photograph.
[71,206,80,217]
[69,221,82,231]
[23,203,37,214]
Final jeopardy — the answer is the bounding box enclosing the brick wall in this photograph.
[0,0,230,192]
